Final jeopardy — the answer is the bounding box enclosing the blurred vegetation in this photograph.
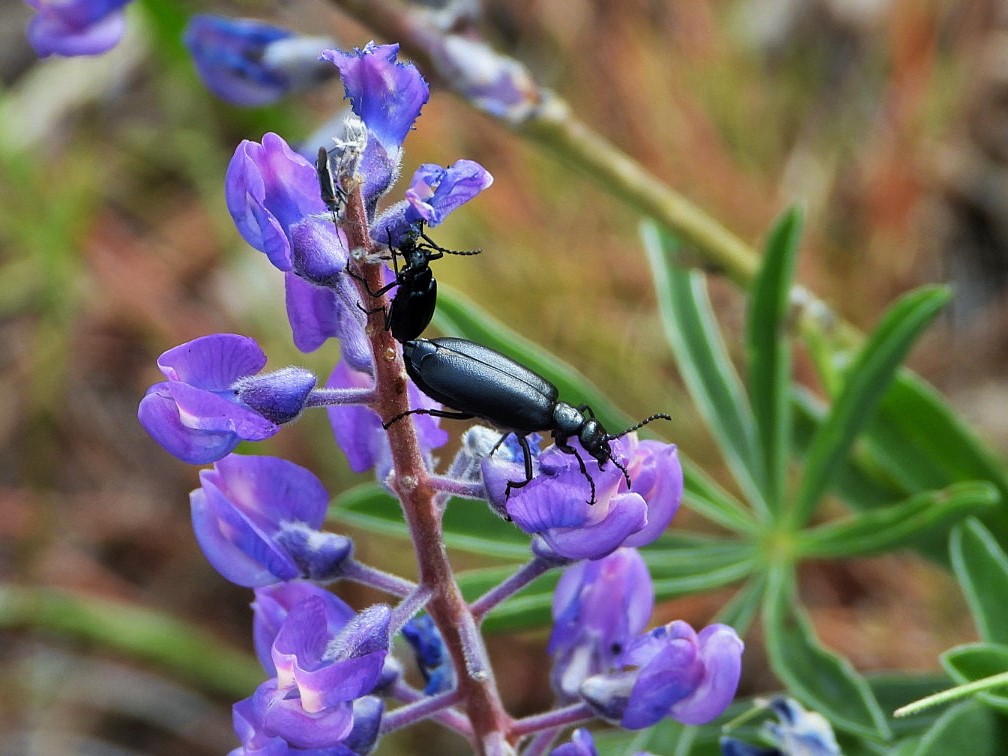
[2,0,1008,753]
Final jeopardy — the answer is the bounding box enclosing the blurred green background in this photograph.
[2,0,1007,753]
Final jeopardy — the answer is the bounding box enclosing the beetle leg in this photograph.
[345,259,399,298]
[503,434,535,501]
[382,407,475,430]
[555,439,596,506]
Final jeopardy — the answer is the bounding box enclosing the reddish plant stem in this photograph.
[340,188,513,754]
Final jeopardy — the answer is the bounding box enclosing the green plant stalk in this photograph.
[894,672,1008,718]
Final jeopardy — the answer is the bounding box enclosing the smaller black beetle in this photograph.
[385,337,670,504]
[350,224,481,343]
[315,146,348,220]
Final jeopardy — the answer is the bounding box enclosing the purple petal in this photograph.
[251,679,355,749]
[225,133,324,269]
[621,442,683,548]
[26,0,130,57]
[404,160,493,227]
[253,582,356,676]
[284,274,371,371]
[191,485,300,587]
[157,333,266,390]
[165,382,278,439]
[550,728,598,756]
[184,16,336,107]
[326,361,385,474]
[666,624,744,725]
[210,454,330,527]
[320,43,429,154]
[138,385,240,464]
[539,493,648,561]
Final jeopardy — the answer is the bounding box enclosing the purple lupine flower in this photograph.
[184,15,336,107]
[401,614,454,695]
[190,455,352,587]
[581,621,744,729]
[720,697,840,756]
[230,598,392,752]
[232,597,391,752]
[225,133,330,271]
[24,0,132,58]
[226,135,374,359]
[481,435,682,561]
[321,43,429,205]
[138,334,314,464]
[252,582,357,676]
[371,160,494,249]
[551,728,598,756]
[326,359,448,481]
[271,599,391,712]
[549,549,654,700]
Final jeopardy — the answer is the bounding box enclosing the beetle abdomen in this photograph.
[403,338,558,433]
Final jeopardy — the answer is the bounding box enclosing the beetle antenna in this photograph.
[418,229,482,257]
[609,413,672,440]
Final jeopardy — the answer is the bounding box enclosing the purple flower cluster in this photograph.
[133,36,744,753]
[551,549,744,730]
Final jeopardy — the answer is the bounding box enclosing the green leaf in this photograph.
[866,373,1008,545]
[941,643,1008,715]
[646,537,756,597]
[909,700,1004,756]
[763,565,891,739]
[0,585,262,697]
[799,482,999,559]
[331,484,532,560]
[642,221,766,515]
[682,456,759,534]
[792,286,951,526]
[714,574,766,635]
[950,518,1008,645]
[792,387,911,509]
[435,286,631,433]
[746,207,803,510]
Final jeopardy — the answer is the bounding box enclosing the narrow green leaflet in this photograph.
[867,373,1008,544]
[745,207,802,511]
[763,565,891,739]
[941,643,1008,715]
[792,285,951,526]
[714,575,766,636]
[792,387,911,510]
[798,482,999,559]
[908,700,1003,756]
[682,454,759,534]
[950,518,1008,645]
[642,221,766,516]
[0,585,262,697]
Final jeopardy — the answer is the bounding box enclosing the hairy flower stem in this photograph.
[510,702,594,738]
[470,557,555,623]
[341,187,512,753]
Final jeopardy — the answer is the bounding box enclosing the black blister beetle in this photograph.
[350,224,481,343]
[315,146,347,220]
[385,337,670,503]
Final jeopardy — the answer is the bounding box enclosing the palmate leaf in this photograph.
[763,565,891,740]
[791,285,950,527]
[908,700,1005,756]
[746,207,803,513]
[642,221,767,516]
